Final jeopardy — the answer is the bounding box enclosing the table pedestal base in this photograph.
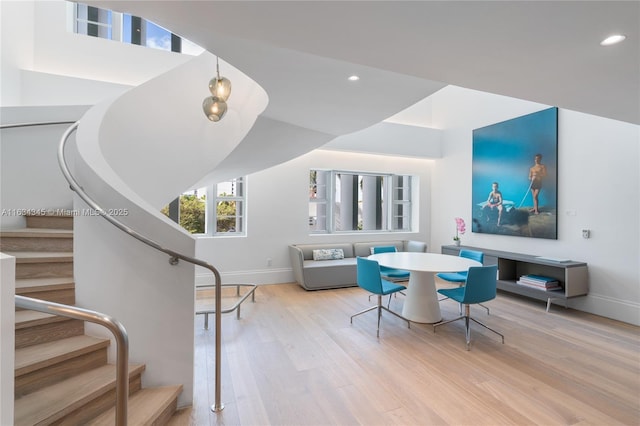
[401,271,442,323]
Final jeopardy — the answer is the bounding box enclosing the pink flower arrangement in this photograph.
[454,217,466,241]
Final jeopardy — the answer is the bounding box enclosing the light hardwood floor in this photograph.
[176,283,639,425]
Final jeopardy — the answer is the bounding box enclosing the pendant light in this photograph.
[203,57,232,122]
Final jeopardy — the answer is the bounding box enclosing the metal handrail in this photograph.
[15,295,129,425]
[0,121,76,130]
[196,283,257,328]
[57,122,225,412]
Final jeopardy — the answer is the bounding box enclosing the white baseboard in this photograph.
[196,267,294,286]
[568,293,640,326]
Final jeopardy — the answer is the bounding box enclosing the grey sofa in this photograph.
[289,240,427,290]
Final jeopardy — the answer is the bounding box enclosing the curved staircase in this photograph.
[2,212,184,425]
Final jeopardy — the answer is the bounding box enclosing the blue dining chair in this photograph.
[370,245,409,303]
[436,250,490,314]
[372,246,410,282]
[351,257,410,337]
[433,265,504,350]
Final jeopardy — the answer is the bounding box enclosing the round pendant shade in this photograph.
[202,96,228,122]
[209,76,232,102]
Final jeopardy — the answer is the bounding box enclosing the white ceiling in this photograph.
[88,1,639,128]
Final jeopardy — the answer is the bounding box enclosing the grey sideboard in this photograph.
[441,245,588,311]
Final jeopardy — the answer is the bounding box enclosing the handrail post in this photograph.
[111,319,129,425]
[15,296,129,425]
[211,267,224,412]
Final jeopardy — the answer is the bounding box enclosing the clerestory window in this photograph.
[72,2,203,55]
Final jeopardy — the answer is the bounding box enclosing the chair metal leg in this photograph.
[350,305,378,323]
[433,314,465,331]
[380,305,411,331]
[465,314,471,350]
[352,294,410,338]
[478,302,490,315]
[470,317,505,344]
[376,296,384,337]
[433,304,503,350]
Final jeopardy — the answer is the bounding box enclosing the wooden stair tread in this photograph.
[15,335,110,376]
[16,277,74,291]
[1,228,73,238]
[15,310,68,328]
[6,251,73,262]
[25,212,74,218]
[14,363,146,426]
[88,385,184,426]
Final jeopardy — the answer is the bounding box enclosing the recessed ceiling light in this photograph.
[600,34,626,46]
[348,75,360,81]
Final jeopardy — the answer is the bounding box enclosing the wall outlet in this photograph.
[582,229,590,239]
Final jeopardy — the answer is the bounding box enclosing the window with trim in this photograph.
[208,177,245,235]
[161,177,246,236]
[309,170,412,233]
[72,2,204,55]
[75,3,112,38]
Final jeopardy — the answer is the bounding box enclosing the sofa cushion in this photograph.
[303,257,357,269]
[312,248,345,261]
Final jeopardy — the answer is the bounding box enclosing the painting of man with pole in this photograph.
[471,107,558,239]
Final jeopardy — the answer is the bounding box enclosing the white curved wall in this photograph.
[98,52,268,208]
[72,48,269,406]
[74,100,199,406]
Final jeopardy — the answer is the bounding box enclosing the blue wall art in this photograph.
[472,107,558,239]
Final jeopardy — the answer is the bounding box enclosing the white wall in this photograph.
[195,149,433,284]
[0,0,35,105]
[0,106,89,229]
[430,86,640,325]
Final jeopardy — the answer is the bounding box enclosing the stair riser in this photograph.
[16,319,84,349]
[26,216,73,230]
[16,261,73,279]
[16,288,75,306]
[15,349,108,398]
[49,375,142,426]
[154,397,179,425]
[1,237,73,252]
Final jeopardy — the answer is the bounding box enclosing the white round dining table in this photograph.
[368,252,481,323]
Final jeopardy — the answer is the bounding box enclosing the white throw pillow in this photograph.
[312,248,345,261]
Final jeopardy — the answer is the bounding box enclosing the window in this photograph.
[162,177,246,236]
[75,4,112,39]
[160,189,206,234]
[72,2,204,55]
[309,170,328,232]
[209,178,245,235]
[309,170,412,234]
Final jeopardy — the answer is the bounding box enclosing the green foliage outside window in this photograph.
[161,192,241,234]
[216,194,239,232]
[161,194,205,234]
